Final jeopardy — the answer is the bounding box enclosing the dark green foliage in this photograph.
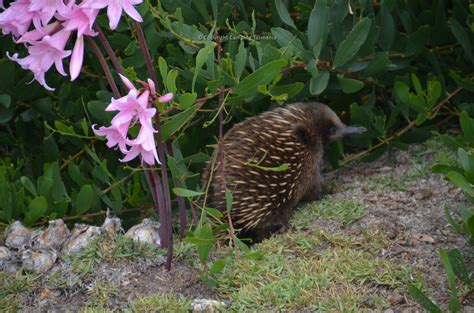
[0,1,473,234]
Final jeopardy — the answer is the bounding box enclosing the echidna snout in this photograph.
[205,102,366,243]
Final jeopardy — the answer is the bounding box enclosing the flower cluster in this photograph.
[93,74,174,166]
[0,0,143,91]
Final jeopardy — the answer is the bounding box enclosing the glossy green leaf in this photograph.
[338,76,365,93]
[172,187,204,197]
[439,248,462,311]
[274,0,296,28]
[225,190,233,214]
[179,92,197,109]
[447,249,471,285]
[233,59,287,96]
[161,104,199,141]
[192,42,217,92]
[26,196,48,225]
[408,284,442,313]
[20,176,37,197]
[75,184,94,215]
[271,27,304,52]
[450,18,474,63]
[309,69,330,95]
[234,40,247,81]
[307,0,329,47]
[460,111,474,146]
[209,259,226,274]
[0,94,11,109]
[378,0,395,50]
[334,17,372,67]
[447,171,474,197]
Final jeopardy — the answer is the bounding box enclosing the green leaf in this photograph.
[75,184,94,215]
[450,18,474,63]
[444,206,464,234]
[446,249,471,285]
[309,69,330,95]
[179,93,197,109]
[378,0,395,50]
[26,196,48,225]
[407,284,442,313]
[271,27,304,52]
[158,56,168,82]
[161,104,199,141]
[194,223,213,264]
[307,0,330,47]
[333,17,372,67]
[0,94,11,109]
[458,148,474,174]
[54,121,77,136]
[447,171,474,197]
[460,111,474,146]
[394,81,411,106]
[364,52,390,76]
[21,176,37,197]
[206,207,223,219]
[411,74,423,97]
[274,0,296,28]
[192,42,217,92]
[172,187,204,197]
[439,248,462,311]
[337,76,364,93]
[233,59,288,96]
[225,191,233,214]
[234,40,247,81]
[450,70,474,93]
[209,259,226,274]
[166,69,179,94]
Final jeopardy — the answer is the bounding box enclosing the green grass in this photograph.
[292,198,365,229]
[214,229,413,311]
[124,294,191,313]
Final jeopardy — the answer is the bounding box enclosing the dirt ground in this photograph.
[1,142,473,312]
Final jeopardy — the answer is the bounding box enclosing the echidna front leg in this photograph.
[301,173,322,202]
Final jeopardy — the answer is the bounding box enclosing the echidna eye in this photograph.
[329,126,337,135]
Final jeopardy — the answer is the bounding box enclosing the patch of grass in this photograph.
[292,198,365,229]
[124,294,191,313]
[214,230,414,311]
[65,234,165,276]
[0,271,41,296]
[0,294,22,311]
[88,282,119,307]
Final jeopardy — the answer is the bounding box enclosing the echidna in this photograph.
[205,102,366,242]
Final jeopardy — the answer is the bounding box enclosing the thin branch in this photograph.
[60,140,96,171]
[340,86,464,166]
[134,21,159,87]
[85,36,120,98]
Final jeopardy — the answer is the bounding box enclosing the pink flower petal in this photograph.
[158,93,173,103]
[70,35,84,81]
[119,73,136,91]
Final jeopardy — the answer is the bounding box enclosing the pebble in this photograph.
[22,249,58,273]
[124,218,161,246]
[61,224,102,255]
[191,299,227,313]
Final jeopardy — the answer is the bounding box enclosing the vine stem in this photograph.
[85,36,120,98]
[135,21,172,270]
[340,85,464,166]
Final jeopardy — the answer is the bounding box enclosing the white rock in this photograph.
[124,219,161,246]
[61,224,102,255]
[191,299,226,313]
[34,219,70,250]
[0,246,12,264]
[101,215,122,236]
[22,249,58,273]
[5,221,33,250]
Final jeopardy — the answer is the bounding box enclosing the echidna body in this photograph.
[205,102,366,242]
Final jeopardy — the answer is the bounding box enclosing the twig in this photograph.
[60,140,96,171]
[166,141,187,239]
[134,21,159,87]
[85,36,120,98]
[340,86,464,166]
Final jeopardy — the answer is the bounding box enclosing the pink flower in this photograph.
[28,0,67,27]
[86,0,143,30]
[7,29,71,90]
[119,73,137,91]
[17,21,60,43]
[96,88,160,165]
[158,93,173,103]
[92,123,128,153]
[0,0,34,37]
[58,2,98,37]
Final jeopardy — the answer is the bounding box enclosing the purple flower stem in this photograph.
[134,21,159,90]
[135,21,172,269]
[85,36,120,98]
[166,141,187,239]
[93,23,126,87]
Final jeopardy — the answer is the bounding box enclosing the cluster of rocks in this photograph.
[0,216,161,273]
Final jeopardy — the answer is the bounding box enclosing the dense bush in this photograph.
[0,0,473,252]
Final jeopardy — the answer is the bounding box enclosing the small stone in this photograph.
[125,219,161,246]
[5,221,33,250]
[22,249,58,273]
[101,215,122,236]
[389,291,405,305]
[191,299,226,313]
[34,219,70,250]
[383,309,394,313]
[0,246,12,261]
[61,224,102,255]
[464,306,474,313]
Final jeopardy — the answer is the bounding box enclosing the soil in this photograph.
[2,144,473,312]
